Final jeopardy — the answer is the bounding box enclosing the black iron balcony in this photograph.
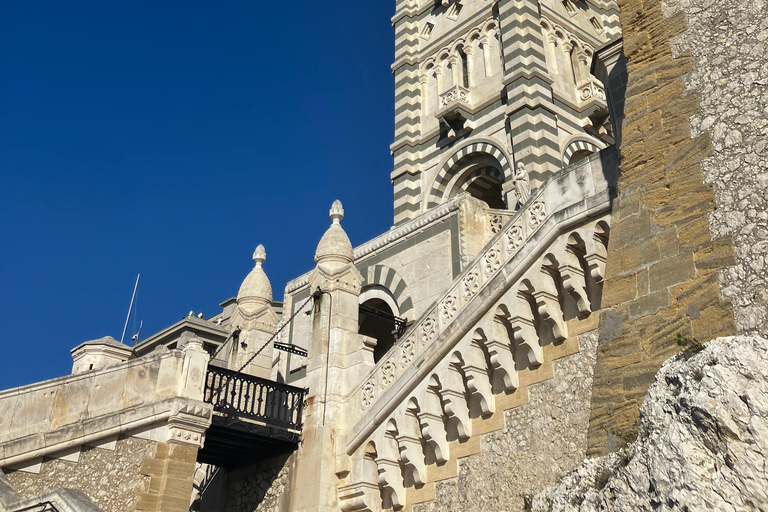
[198,366,306,468]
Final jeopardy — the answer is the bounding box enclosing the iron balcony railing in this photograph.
[203,366,305,431]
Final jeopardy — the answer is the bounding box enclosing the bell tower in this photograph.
[390,0,621,224]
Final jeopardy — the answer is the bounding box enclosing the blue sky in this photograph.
[0,1,396,389]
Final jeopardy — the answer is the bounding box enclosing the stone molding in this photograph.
[285,194,467,294]
[0,397,212,469]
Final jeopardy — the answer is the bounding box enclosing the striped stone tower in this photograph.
[390,0,621,225]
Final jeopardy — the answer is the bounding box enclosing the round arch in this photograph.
[561,137,606,166]
[426,139,513,209]
[360,264,414,321]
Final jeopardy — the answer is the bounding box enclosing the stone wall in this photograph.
[220,454,292,512]
[587,0,746,456]
[666,0,768,338]
[3,436,154,512]
[412,330,598,512]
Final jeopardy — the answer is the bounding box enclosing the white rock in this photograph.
[534,335,768,511]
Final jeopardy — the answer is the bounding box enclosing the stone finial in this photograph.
[253,244,266,268]
[237,244,273,304]
[315,200,354,267]
[330,200,344,225]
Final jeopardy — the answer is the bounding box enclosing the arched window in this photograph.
[460,49,469,87]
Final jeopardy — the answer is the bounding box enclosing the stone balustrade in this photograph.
[337,149,617,511]
[439,85,470,109]
[577,79,607,103]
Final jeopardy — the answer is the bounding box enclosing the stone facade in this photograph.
[3,436,154,512]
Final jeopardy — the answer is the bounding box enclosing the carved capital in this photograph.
[166,400,213,448]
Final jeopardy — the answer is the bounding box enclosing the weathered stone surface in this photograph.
[535,335,768,511]
[412,331,599,512]
[666,0,768,338]
[3,436,153,512]
[222,455,291,512]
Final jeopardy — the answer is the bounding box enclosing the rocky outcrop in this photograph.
[534,335,768,511]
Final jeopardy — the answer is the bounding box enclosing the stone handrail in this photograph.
[346,148,617,441]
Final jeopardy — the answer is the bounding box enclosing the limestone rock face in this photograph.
[534,335,768,512]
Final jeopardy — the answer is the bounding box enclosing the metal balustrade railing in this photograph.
[203,366,305,431]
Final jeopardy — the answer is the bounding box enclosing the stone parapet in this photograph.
[0,342,211,470]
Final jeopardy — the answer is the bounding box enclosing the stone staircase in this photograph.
[338,149,617,511]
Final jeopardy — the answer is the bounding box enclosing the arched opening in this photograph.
[464,171,506,208]
[358,298,397,363]
[569,149,594,164]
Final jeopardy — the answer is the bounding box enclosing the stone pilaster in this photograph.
[290,201,370,512]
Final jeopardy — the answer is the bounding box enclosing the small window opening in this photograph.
[562,0,576,15]
[590,17,604,33]
[460,50,469,87]
[447,2,463,19]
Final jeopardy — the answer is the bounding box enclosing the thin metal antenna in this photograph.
[121,274,140,344]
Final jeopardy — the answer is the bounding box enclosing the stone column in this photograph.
[561,41,576,85]
[290,201,370,512]
[480,36,492,77]
[449,56,461,89]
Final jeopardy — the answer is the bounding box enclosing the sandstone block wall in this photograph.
[3,436,154,512]
[588,0,768,456]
